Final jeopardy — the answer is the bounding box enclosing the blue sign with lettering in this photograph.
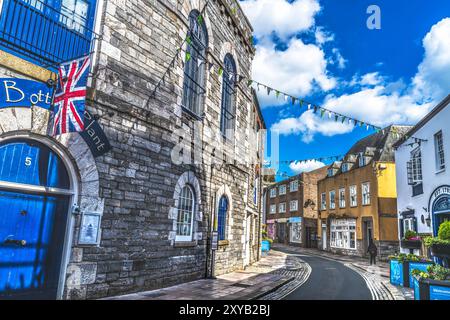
[430,285,450,300]
[390,260,404,286]
[0,78,54,110]
[413,277,421,300]
[409,262,433,288]
[289,217,302,223]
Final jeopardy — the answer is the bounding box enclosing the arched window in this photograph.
[217,195,228,240]
[182,10,208,116]
[220,54,237,139]
[176,185,195,241]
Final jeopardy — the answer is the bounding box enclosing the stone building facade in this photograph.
[265,166,328,247]
[0,0,264,300]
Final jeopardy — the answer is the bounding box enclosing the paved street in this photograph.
[281,254,372,300]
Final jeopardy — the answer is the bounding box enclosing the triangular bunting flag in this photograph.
[320,109,325,118]
[218,67,223,77]
[247,80,253,87]
[291,97,296,105]
[275,91,280,98]
[197,14,203,25]
[185,52,191,62]
[341,116,346,124]
[197,58,203,68]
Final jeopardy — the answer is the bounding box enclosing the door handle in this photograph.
[4,239,27,246]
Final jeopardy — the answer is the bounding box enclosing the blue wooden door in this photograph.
[0,140,71,299]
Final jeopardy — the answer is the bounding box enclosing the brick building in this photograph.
[265,166,328,247]
[0,0,265,300]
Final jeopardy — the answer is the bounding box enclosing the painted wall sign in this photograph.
[429,285,450,300]
[0,78,53,110]
[78,212,102,245]
[428,185,450,211]
[211,231,218,250]
[80,110,112,158]
[289,217,302,223]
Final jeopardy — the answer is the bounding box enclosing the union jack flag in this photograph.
[52,56,90,136]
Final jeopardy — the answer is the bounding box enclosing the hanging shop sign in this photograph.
[0,78,54,110]
[289,217,302,224]
[80,110,112,158]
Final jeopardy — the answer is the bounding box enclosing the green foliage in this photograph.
[438,221,450,241]
[404,230,417,240]
[412,264,450,281]
[423,236,450,247]
[388,253,431,263]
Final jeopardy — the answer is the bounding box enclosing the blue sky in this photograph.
[240,0,450,180]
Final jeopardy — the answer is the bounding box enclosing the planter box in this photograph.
[413,276,450,300]
[390,260,410,287]
[430,244,450,258]
[401,240,422,249]
[408,262,434,288]
[261,240,271,252]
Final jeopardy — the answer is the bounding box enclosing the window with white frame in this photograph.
[270,204,276,214]
[339,188,346,208]
[330,219,356,249]
[320,192,326,210]
[290,180,299,192]
[329,190,336,209]
[359,152,366,167]
[279,202,286,213]
[434,131,445,171]
[328,168,335,177]
[350,185,357,207]
[176,185,195,241]
[341,163,349,173]
[403,218,413,233]
[290,200,298,212]
[270,188,277,198]
[408,147,423,184]
[362,182,370,205]
[279,185,287,195]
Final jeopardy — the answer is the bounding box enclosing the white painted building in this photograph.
[394,95,450,255]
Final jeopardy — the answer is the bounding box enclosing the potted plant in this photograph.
[388,253,433,287]
[424,221,450,265]
[411,265,450,300]
[401,230,422,249]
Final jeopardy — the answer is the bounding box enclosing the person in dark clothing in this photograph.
[367,240,378,265]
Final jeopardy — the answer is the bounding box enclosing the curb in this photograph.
[248,276,296,300]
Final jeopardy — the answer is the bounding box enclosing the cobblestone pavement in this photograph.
[271,244,411,300]
[104,250,301,300]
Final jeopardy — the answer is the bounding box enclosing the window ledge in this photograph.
[435,168,445,175]
[218,240,229,247]
[174,241,197,248]
[181,105,204,121]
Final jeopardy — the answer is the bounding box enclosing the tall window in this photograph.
[408,147,423,184]
[350,185,357,207]
[270,204,276,214]
[220,54,237,139]
[359,152,366,167]
[59,0,90,33]
[434,131,445,171]
[290,180,298,192]
[176,186,195,241]
[339,188,346,208]
[341,163,349,173]
[279,202,286,213]
[217,196,228,241]
[290,200,298,212]
[270,188,276,198]
[362,182,371,205]
[182,10,208,115]
[329,190,336,209]
[321,193,326,210]
[279,185,287,195]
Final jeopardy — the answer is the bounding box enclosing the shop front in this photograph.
[289,217,302,245]
[429,186,450,237]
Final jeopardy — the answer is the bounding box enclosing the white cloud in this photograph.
[252,38,336,107]
[315,27,334,45]
[289,159,325,174]
[271,110,353,143]
[240,0,321,40]
[412,18,450,102]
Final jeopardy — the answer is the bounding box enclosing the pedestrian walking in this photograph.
[367,240,378,265]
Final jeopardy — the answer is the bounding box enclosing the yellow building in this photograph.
[317,126,411,259]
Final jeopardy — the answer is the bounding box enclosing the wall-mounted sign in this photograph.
[211,231,218,250]
[429,285,450,300]
[0,78,53,110]
[80,110,112,158]
[78,212,102,245]
[289,217,302,223]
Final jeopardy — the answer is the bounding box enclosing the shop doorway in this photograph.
[363,219,373,257]
[0,139,74,299]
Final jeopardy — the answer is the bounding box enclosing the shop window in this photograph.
[330,219,356,250]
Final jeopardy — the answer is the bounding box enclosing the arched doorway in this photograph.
[432,195,450,236]
[0,138,75,299]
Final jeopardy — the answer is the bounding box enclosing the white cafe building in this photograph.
[394,95,450,255]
